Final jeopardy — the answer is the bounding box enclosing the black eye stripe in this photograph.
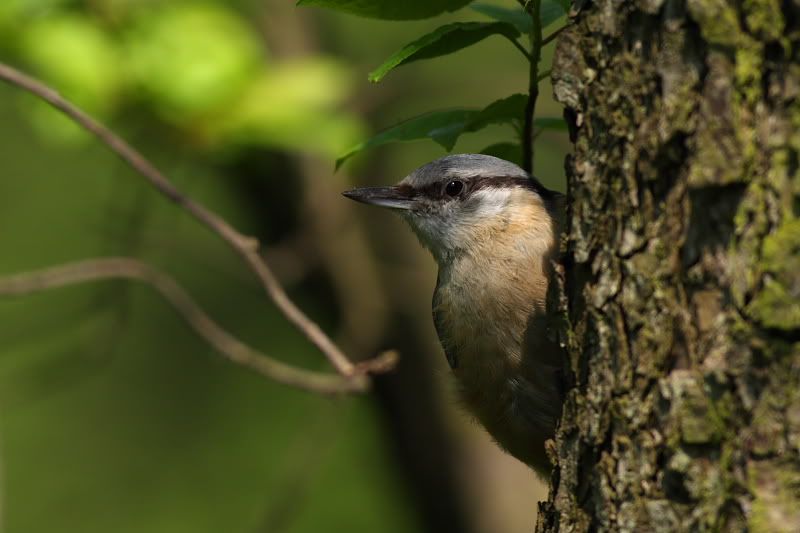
[411,175,551,200]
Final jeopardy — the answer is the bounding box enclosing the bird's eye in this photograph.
[445,180,464,197]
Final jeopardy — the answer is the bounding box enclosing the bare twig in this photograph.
[0,257,389,394]
[0,62,393,379]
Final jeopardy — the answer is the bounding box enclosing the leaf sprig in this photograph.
[301,0,570,172]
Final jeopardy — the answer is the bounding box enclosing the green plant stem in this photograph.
[506,36,533,61]
[521,0,542,174]
[538,68,552,82]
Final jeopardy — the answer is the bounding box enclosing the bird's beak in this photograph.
[342,186,415,210]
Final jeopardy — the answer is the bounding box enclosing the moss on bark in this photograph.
[539,0,800,530]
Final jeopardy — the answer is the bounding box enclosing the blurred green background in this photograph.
[0,1,569,531]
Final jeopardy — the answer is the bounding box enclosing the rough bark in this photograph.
[539,0,800,531]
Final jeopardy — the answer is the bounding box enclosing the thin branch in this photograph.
[0,257,394,394]
[505,36,533,61]
[0,62,389,379]
[538,68,552,82]
[542,25,567,47]
[521,0,543,173]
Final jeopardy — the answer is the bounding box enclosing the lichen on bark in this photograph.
[538,0,800,531]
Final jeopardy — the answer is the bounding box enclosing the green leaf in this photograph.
[480,142,523,166]
[540,0,567,29]
[433,93,527,149]
[534,116,568,131]
[336,110,474,169]
[471,1,566,33]
[297,0,472,20]
[466,93,527,131]
[470,3,531,33]
[368,21,519,82]
[336,94,530,168]
[554,0,572,12]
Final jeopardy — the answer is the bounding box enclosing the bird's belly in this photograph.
[433,261,556,471]
[434,285,535,423]
[454,347,551,469]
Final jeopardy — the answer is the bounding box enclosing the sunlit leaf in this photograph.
[205,59,365,157]
[16,13,125,143]
[336,110,475,169]
[126,4,262,119]
[368,22,519,82]
[0,0,74,37]
[21,14,124,114]
[480,142,523,166]
[297,0,473,20]
[470,3,531,33]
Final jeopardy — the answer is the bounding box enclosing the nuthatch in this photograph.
[344,154,565,475]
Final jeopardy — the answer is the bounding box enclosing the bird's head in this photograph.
[343,154,557,263]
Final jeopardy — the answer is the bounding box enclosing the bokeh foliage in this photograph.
[0,95,418,533]
[1,0,364,155]
[0,2,404,532]
[0,0,570,531]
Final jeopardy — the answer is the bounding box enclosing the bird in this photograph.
[343,154,565,475]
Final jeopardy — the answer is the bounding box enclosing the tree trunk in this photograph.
[539,0,800,531]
